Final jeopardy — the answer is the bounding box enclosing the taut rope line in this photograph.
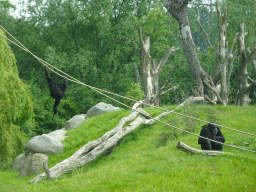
[0,25,256,153]
[1,27,255,138]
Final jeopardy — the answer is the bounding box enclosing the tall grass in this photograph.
[1,105,256,192]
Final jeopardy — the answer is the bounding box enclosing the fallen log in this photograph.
[176,141,234,156]
[29,101,169,184]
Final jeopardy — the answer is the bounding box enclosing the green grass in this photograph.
[1,105,256,192]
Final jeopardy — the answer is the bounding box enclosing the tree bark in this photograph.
[165,0,208,96]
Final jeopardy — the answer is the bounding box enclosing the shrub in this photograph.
[0,29,35,169]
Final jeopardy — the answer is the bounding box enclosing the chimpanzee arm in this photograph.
[216,127,225,143]
[45,68,52,84]
[198,125,210,144]
[63,76,68,91]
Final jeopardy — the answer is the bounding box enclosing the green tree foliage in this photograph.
[0,29,35,169]
[123,83,144,107]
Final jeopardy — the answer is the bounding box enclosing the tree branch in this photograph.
[154,47,180,76]
[197,17,218,55]
[228,32,239,59]
[203,79,224,105]
[204,94,217,105]
[248,46,256,64]
[132,42,140,56]
[160,84,179,96]
[174,96,204,111]
[138,27,143,47]
[160,61,183,91]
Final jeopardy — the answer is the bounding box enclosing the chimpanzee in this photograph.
[45,67,68,118]
[198,122,225,151]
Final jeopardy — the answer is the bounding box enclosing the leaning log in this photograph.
[176,141,234,156]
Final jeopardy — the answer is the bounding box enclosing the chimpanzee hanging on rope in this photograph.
[44,66,68,118]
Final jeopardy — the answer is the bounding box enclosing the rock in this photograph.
[18,153,33,177]
[47,128,67,141]
[64,114,86,130]
[24,134,64,155]
[86,102,120,118]
[30,153,49,175]
[12,153,26,171]
[13,153,49,177]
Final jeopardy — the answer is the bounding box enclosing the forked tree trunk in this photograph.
[132,27,181,106]
[165,0,208,96]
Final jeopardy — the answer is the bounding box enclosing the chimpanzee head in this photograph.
[209,122,218,135]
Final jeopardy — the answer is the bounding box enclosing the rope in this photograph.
[1,28,255,138]
[1,25,256,153]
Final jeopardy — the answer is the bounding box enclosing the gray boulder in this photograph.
[30,153,49,174]
[12,153,27,172]
[13,153,49,177]
[64,114,86,130]
[18,153,33,177]
[24,134,64,155]
[47,128,67,141]
[86,102,120,118]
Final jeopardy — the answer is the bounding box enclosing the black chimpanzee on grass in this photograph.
[198,122,225,151]
[45,67,68,118]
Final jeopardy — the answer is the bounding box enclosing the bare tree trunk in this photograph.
[165,0,208,96]
[217,4,228,105]
[197,3,238,105]
[236,23,256,106]
[132,27,181,106]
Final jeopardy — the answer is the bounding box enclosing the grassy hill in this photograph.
[1,104,256,192]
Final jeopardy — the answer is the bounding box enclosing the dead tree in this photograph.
[236,23,256,106]
[197,3,238,106]
[165,0,209,96]
[132,27,182,106]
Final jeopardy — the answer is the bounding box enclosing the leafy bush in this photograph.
[0,29,35,169]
